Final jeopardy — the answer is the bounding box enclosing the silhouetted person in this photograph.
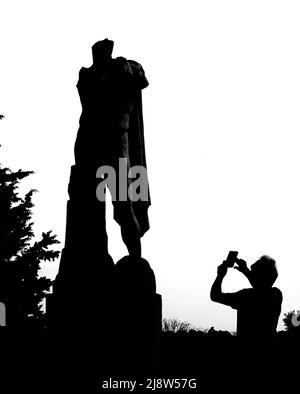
[210,255,282,340]
[74,39,150,259]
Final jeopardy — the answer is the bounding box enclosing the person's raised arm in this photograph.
[211,260,245,309]
[234,259,254,287]
[210,262,229,304]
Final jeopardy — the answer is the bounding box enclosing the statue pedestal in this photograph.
[113,256,162,373]
[49,164,161,380]
[49,256,162,376]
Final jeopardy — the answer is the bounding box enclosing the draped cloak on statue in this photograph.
[74,57,150,236]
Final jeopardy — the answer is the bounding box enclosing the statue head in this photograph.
[92,39,114,66]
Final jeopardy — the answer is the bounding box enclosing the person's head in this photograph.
[92,38,114,66]
[250,255,278,289]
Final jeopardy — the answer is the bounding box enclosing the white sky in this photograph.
[1,0,300,331]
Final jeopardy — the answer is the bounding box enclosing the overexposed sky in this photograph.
[1,1,300,331]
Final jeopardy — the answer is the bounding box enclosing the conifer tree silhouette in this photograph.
[0,164,59,328]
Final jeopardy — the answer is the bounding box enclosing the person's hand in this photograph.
[234,258,248,274]
[217,262,228,277]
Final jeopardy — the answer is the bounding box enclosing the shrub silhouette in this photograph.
[283,310,300,333]
[162,318,194,333]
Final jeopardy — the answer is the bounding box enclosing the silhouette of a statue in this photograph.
[74,38,150,259]
[50,39,161,376]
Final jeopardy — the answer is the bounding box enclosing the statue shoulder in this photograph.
[128,59,143,69]
[114,57,144,75]
[115,58,149,89]
[129,60,149,89]
[79,66,92,76]
[76,67,93,87]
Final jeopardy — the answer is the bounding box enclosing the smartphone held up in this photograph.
[224,251,238,268]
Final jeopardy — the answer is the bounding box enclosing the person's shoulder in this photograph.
[238,287,253,295]
[271,287,283,300]
[236,288,255,302]
[226,288,252,309]
[233,288,253,300]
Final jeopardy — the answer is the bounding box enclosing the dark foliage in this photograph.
[283,310,300,333]
[0,165,59,328]
[162,318,194,333]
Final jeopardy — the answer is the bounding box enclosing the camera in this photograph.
[224,251,238,267]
